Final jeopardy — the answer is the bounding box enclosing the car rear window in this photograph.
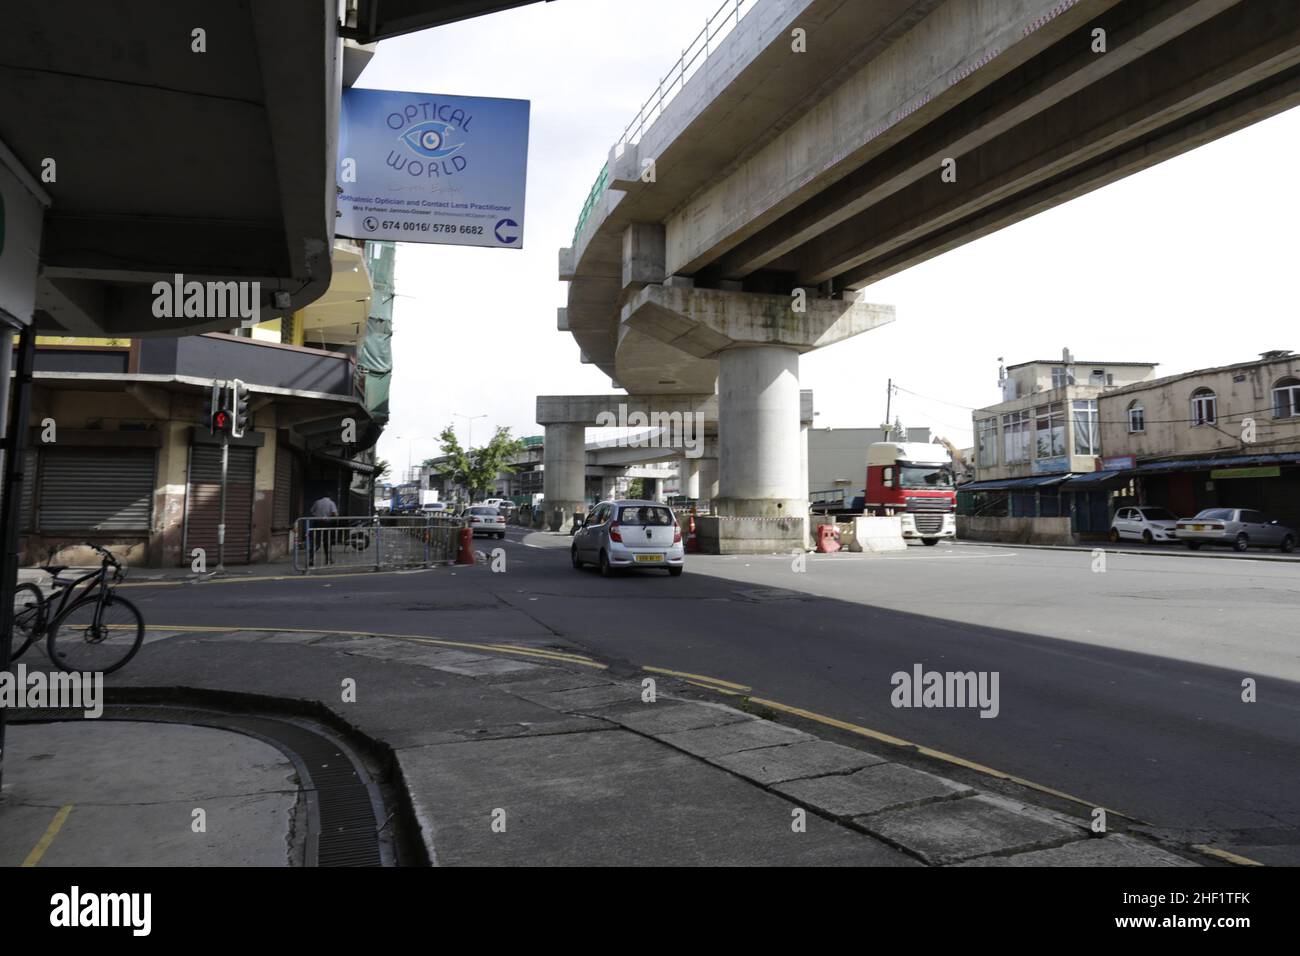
[617,506,675,526]
[1193,509,1234,520]
[1139,508,1175,520]
[469,507,498,516]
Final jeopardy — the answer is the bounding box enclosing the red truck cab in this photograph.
[865,442,956,545]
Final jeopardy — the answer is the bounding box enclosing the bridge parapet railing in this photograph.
[573,0,759,244]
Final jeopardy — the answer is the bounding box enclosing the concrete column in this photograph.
[679,457,701,500]
[599,473,618,502]
[715,345,804,518]
[542,423,586,532]
[698,457,719,507]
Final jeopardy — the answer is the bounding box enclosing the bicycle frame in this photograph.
[40,562,113,627]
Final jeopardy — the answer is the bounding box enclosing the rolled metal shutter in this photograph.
[273,445,293,530]
[19,449,37,530]
[38,449,155,532]
[186,444,255,564]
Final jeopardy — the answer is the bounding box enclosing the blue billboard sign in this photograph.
[337,88,529,249]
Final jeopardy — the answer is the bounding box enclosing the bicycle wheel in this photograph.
[47,592,145,674]
[10,583,47,661]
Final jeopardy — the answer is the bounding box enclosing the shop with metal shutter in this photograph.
[36,448,156,532]
[185,443,257,565]
[273,443,297,531]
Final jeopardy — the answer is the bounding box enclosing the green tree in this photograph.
[373,458,391,482]
[625,478,646,500]
[433,424,524,501]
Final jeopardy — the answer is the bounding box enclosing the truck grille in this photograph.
[905,497,950,512]
[913,513,945,534]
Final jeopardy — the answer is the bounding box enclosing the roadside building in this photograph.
[960,356,1158,540]
[1095,351,1300,528]
[16,240,394,567]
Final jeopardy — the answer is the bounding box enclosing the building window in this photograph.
[1072,400,1099,455]
[1089,369,1108,385]
[1001,409,1031,463]
[1051,367,1073,389]
[976,418,998,468]
[1127,401,1145,433]
[1191,388,1217,426]
[1273,377,1300,418]
[1035,402,1066,458]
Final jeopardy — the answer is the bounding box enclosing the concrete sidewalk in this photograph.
[0,720,301,866]
[27,626,1199,867]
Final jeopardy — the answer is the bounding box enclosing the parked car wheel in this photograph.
[599,550,613,578]
[1141,530,1153,544]
[1186,542,1201,550]
[571,546,583,570]
[1108,527,1120,542]
[1234,533,1250,552]
[668,566,683,577]
[1281,535,1296,554]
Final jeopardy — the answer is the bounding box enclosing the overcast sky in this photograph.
[368,0,1300,478]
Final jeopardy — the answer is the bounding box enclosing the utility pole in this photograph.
[883,378,893,441]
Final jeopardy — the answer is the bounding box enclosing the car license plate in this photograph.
[634,554,664,563]
[1193,524,1206,531]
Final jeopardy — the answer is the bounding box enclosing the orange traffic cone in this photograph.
[685,512,699,553]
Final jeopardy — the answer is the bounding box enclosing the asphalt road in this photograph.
[121,531,1300,865]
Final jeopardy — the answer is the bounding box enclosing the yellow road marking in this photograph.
[1192,844,1264,866]
[681,679,741,695]
[142,625,606,669]
[122,564,447,587]
[22,804,73,867]
[643,666,751,691]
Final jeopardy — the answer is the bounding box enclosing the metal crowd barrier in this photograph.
[290,515,464,573]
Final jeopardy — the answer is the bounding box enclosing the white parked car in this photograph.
[1109,506,1179,544]
[464,505,506,538]
[571,500,685,577]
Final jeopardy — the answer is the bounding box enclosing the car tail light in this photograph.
[609,521,622,542]
[673,525,682,544]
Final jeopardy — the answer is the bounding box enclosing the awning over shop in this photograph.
[1134,452,1300,473]
[957,474,1070,492]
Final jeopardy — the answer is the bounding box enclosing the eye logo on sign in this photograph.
[401,121,464,159]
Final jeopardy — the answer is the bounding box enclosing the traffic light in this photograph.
[230,379,250,438]
[203,382,229,435]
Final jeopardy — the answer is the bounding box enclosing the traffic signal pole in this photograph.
[218,431,228,572]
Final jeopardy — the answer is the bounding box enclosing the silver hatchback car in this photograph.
[1175,508,1297,552]
[572,500,685,576]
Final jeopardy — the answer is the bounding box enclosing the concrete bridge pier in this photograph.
[622,284,891,551]
[714,345,803,519]
[541,422,585,532]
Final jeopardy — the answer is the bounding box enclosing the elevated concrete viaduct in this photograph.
[557,0,1300,550]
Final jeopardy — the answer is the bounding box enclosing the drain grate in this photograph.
[10,705,385,867]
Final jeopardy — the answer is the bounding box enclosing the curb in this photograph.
[957,540,1300,563]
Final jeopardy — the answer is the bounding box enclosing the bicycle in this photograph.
[8,543,145,674]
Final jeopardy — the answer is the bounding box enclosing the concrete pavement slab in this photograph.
[516,682,648,711]
[499,672,616,694]
[859,794,1081,865]
[591,699,753,735]
[398,729,918,866]
[657,719,815,758]
[712,740,886,785]
[955,834,1197,866]
[775,763,973,818]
